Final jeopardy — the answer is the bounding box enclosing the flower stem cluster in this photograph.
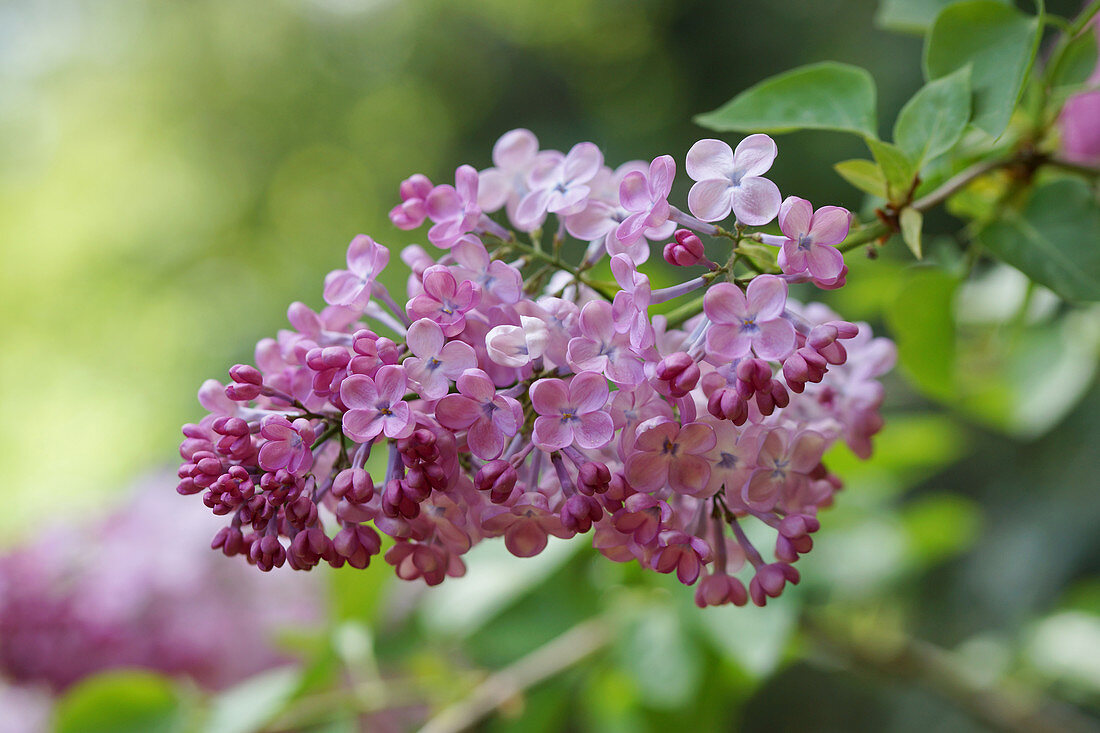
[177,129,895,606]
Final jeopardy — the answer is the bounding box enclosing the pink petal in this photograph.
[506,523,549,558]
[685,139,736,181]
[422,266,457,301]
[456,369,496,403]
[633,418,679,453]
[514,187,553,229]
[468,416,505,459]
[807,206,851,246]
[703,282,748,324]
[571,371,610,414]
[746,275,788,320]
[347,235,388,276]
[687,179,734,222]
[383,402,415,439]
[579,300,616,341]
[618,171,651,212]
[789,430,827,473]
[625,452,671,491]
[566,337,605,373]
[615,211,650,246]
[323,270,365,307]
[778,241,808,274]
[778,196,813,239]
[439,340,477,376]
[751,318,796,360]
[455,164,479,203]
[743,469,781,511]
[493,128,539,169]
[730,176,781,226]
[546,185,589,215]
[527,151,565,189]
[406,318,444,358]
[425,185,461,222]
[575,411,614,450]
[435,394,480,430]
[562,142,603,184]
[670,454,711,495]
[258,441,293,471]
[649,155,675,198]
[565,202,616,241]
[340,374,379,409]
[530,378,569,415]
[342,409,382,442]
[477,168,509,212]
[677,422,717,454]
[533,416,573,450]
[373,365,407,403]
[452,237,490,271]
[491,397,520,435]
[732,134,778,178]
[806,244,845,280]
[706,326,753,360]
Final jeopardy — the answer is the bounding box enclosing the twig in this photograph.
[417,617,610,733]
[802,613,1100,733]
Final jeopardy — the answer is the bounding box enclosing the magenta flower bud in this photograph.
[577,461,611,495]
[402,465,436,500]
[229,364,263,386]
[334,524,382,569]
[694,572,748,608]
[778,514,820,539]
[475,460,518,504]
[748,563,800,607]
[561,494,604,533]
[655,352,700,397]
[707,387,748,425]
[398,429,439,465]
[332,468,375,504]
[284,495,319,528]
[288,528,332,571]
[225,383,262,401]
[382,479,422,519]
[211,526,245,557]
[775,533,814,563]
[663,229,706,267]
[250,534,287,572]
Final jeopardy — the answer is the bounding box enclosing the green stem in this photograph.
[508,238,617,300]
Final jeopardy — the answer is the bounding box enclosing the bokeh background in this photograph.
[2,0,1099,730]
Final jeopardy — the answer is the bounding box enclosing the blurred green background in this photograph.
[2,0,1100,730]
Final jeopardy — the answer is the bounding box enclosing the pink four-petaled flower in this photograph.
[402,318,477,400]
[704,275,796,362]
[767,196,850,281]
[425,165,481,249]
[616,155,675,247]
[406,265,481,337]
[515,142,604,229]
[323,235,390,309]
[435,369,522,460]
[258,415,316,476]
[625,418,716,496]
[686,135,782,226]
[340,365,415,442]
[530,371,614,451]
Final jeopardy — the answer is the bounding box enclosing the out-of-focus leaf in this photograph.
[899,207,923,259]
[866,139,915,202]
[834,159,887,199]
[419,537,583,636]
[579,666,645,733]
[923,0,1041,137]
[1026,612,1100,693]
[875,0,1009,34]
[695,62,878,138]
[1047,27,1099,92]
[617,603,701,708]
[900,493,982,566]
[884,268,959,400]
[205,666,302,733]
[893,66,972,164]
[694,598,798,679]
[978,178,1100,301]
[53,671,185,733]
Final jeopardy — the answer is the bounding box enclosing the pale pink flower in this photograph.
[616,155,675,248]
[340,365,415,442]
[257,415,316,476]
[402,318,477,400]
[686,135,782,225]
[435,369,522,459]
[477,128,540,220]
[451,236,523,304]
[625,418,716,496]
[704,276,796,361]
[567,300,645,386]
[485,316,550,368]
[530,372,614,451]
[765,196,849,281]
[405,265,481,337]
[323,235,390,309]
[514,142,603,229]
[426,165,481,249]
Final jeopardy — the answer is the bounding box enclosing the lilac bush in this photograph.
[177,130,895,607]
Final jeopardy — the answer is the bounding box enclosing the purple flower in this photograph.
[567,300,645,386]
[652,531,713,585]
[743,427,826,511]
[451,236,523,304]
[704,276,796,361]
[625,418,716,496]
[515,142,603,229]
[405,265,481,337]
[477,128,541,222]
[340,365,415,442]
[1059,18,1100,165]
[402,318,477,400]
[686,135,782,225]
[323,234,390,309]
[257,415,316,476]
[425,165,481,249]
[389,173,433,230]
[435,369,522,459]
[764,196,850,281]
[480,493,574,557]
[616,154,675,247]
[530,371,614,451]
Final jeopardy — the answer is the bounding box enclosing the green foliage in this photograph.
[978,179,1100,301]
[900,493,982,566]
[875,0,1010,34]
[204,667,302,733]
[695,62,878,138]
[893,66,972,165]
[616,602,701,708]
[865,138,916,203]
[899,207,924,259]
[1046,26,1100,92]
[923,0,1041,137]
[833,159,887,199]
[52,672,187,733]
[885,268,959,400]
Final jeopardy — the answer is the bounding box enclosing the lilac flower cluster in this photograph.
[178,129,895,608]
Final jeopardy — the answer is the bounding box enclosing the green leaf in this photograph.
[893,67,972,165]
[899,207,923,259]
[617,604,700,708]
[923,0,1041,137]
[875,0,1009,34]
[53,671,185,733]
[885,268,959,400]
[1047,27,1099,91]
[865,138,915,202]
[901,493,982,565]
[695,62,878,138]
[205,667,303,733]
[834,159,887,198]
[978,178,1100,301]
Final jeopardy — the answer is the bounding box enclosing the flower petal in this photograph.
[752,318,796,360]
[730,176,781,226]
[339,374,378,409]
[778,196,813,239]
[687,179,734,222]
[468,416,505,459]
[405,318,445,358]
[745,275,788,320]
[625,452,670,491]
[571,371,610,414]
[575,411,614,450]
[669,455,712,496]
[806,243,845,280]
[703,282,748,324]
[685,139,735,181]
[533,415,573,451]
[530,378,569,415]
[807,205,851,246]
[732,133,778,178]
[618,170,651,212]
[435,394,480,429]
